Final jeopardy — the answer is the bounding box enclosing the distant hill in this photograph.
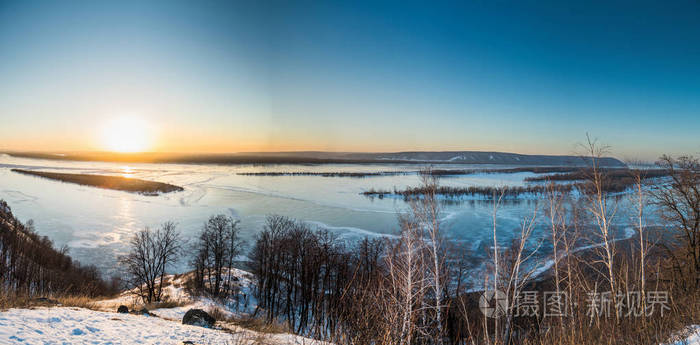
[327,151,626,167]
[4,151,626,167]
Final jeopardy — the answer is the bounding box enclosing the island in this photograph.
[11,169,184,195]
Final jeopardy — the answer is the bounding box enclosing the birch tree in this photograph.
[580,134,620,320]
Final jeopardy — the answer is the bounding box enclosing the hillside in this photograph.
[0,307,328,344]
[0,269,327,344]
[338,151,626,166]
[0,200,111,297]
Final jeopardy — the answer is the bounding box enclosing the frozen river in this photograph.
[0,153,640,278]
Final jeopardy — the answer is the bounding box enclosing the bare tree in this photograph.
[120,222,183,303]
[580,134,620,320]
[629,168,649,309]
[192,214,244,297]
[488,187,506,345]
[408,170,448,344]
[650,155,700,287]
[154,221,182,301]
[502,204,540,345]
[545,182,566,327]
[478,187,542,345]
[561,196,584,340]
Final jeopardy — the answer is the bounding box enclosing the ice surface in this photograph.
[0,154,656,280]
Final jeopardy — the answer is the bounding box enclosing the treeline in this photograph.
[427,166,582,176]
[248,151,700,345]
[524,168,669,182]
[362,168,667,199]
[0,200,112,297]
[237,167,587,178]
[250,216,360,335]
[362,184,575,199]
[250,174,465,343]
[249,215,459,343]
[237,171,408,178]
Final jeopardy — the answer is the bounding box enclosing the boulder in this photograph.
[33,297,60,305]
[117,305,129,313]
[182,309,215,328]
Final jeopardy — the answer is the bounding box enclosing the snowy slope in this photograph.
[95,268,257,321]
[3,269,328,344]
[0,307,326,345]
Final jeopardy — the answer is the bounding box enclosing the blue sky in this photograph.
[0,0,698,159]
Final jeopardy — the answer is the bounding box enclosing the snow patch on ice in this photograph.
[532,227,638,279]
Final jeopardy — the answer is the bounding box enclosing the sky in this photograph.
[0,0,698,160]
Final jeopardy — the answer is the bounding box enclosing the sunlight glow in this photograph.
[120,165,134,178]
[101,117,152,153]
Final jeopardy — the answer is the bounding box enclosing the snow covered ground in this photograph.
[665,325,700,345]
[95,268,257,321]
[0,306,694,345]
[0,307,326,344]
[0,269,328,344]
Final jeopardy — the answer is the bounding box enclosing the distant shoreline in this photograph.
[11,169,184,196]
[2,151,627,167]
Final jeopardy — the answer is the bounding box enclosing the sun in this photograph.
[101,117,152,153]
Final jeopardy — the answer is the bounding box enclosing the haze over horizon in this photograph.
[1,1,699,160]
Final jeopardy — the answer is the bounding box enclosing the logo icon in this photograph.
[479,289,507,318]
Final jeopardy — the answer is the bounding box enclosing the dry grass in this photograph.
[96,296,188,314]
[228,315,290,335]
[144,299,187,310]
[56,295,97,309]
[206,306,229,322]
[0,293,32,310]
[0,292,103,311]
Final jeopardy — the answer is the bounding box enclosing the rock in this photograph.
[139,308,149,316]
[117,305,129,313]
[34,297,59,305]
[182,309,215,328]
